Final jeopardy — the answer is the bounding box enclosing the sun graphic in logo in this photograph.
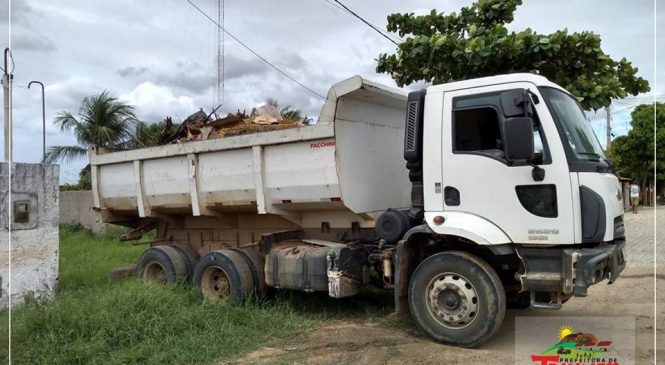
[559,325,575,340]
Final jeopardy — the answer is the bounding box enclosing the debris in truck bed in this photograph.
[156,105,305,145]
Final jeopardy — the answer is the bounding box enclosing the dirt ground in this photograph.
[229,269,662,365]
[230,207,663,365]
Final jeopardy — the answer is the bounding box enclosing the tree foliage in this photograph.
[266,98,310,124]
[59,164,92,191]
[376,0,649,110]
[606,103,664,193]
[44,91,140,164]
[130,120,167,149]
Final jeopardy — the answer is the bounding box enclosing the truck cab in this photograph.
[390,73,626,345]
[420,73,623,247]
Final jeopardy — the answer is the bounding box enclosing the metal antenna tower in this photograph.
[216,0,224,109]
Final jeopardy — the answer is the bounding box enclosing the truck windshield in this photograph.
[540,88,606,161]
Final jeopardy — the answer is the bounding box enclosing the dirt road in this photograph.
[231,207,663,365]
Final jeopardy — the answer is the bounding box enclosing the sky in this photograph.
[0,0,662,183]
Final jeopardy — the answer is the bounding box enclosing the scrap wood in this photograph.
[218,122,303,137]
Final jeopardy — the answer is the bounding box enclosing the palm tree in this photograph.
[44,91,139,163]
[266,98,306,122]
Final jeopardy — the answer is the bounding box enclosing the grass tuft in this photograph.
[1,228,394,364]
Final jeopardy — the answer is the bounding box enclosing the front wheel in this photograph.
[408,251,506,347]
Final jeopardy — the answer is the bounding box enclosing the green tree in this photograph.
[606,103,664,195]
[131,120,167,149]
[59,165,92,191]
[266,98,308,122]
[44,91,139,164]
[377,0,649,110]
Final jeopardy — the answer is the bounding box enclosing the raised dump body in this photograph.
[90,76,409,250]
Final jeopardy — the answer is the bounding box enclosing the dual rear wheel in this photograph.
[136,245,266,303]
[135,245,189,283]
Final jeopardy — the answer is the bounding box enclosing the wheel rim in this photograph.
[425,272,479,329]
[143,260,167,282]
[200,265,231,302]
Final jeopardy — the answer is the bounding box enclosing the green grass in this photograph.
[0,226,394,364]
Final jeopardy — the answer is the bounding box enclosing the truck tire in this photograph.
[231,248,268,299]
[136,246,188,283]
[408,251,506,347]
[193,249,255,303]
[170,243,200,281]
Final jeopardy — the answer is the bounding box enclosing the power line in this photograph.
[611,104,638,115]
[331,0,400,46]
[321,0,402,43]
[184,0,325,99]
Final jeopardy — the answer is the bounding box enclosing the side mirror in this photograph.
[503,117,535,161]
[500,89,533,117]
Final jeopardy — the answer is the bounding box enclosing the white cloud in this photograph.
[120,82,197,123]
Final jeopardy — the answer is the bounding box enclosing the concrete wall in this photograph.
[59,190,110,233]
[0,163,59,309]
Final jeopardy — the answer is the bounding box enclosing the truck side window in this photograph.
[452,90,551,165]
[453,107,504,159]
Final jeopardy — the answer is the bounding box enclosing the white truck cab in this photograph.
[420,74,623,246]
[390,73,625,345]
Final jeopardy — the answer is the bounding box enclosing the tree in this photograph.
[59,165,92,191]
[130,120,167,149]
[606,103,664,195]
[376,0,649,110]
[266,98,309,123]
[44,91,139,164]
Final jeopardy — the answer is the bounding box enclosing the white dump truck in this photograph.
[90,74,626,347]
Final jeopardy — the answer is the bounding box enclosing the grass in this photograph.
[0,225,395,364]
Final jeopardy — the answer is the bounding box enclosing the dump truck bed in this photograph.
[90,76,410,228]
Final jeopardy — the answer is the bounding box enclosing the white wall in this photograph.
[0,163,59,309]
[60,190,111,233]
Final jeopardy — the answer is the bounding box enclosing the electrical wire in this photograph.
[331,0,399,46]
[611,104,638,115]
[321,0,402,43]
[184,0,325,99]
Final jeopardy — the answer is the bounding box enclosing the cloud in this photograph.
[12,33,56,52]
[119,82,197,123]
[0,0,41,24]
[2,0,56,53]
[115,54,275,95]
[117,66,150,78]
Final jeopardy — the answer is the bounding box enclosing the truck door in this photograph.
[441,84,574,244]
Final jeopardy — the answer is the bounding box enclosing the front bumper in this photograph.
[517,240,626,297]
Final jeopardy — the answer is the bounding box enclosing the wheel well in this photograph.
[394,232,521,313]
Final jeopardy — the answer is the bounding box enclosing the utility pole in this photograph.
[605,105,611,149]
[3,47,12,162]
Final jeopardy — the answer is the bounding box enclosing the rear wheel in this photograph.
[193,249,255,303]
[408,251,506,347]
[231,248,268,299]
[170,243,200,281]
[136,246,188,283]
